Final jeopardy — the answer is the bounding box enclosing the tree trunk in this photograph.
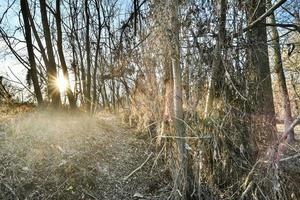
[39,0,61,107]
[75,33,86,106]
[268,0,295,142]
[85,0,91,112]
[56,0,76,109]
[20,0,43,105]
[92,66,98,112]
[183,42,190,103]
[92,0,102,113]
[170,0,188,199]
[111,79,116,111]
[72,1,86,106]
[247,0,276,141]
[69,1,78,103]
[103,83,109,109]
[27,3,50,73]
[204,0,227,117]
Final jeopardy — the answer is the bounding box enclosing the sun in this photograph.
[56,74,67,92]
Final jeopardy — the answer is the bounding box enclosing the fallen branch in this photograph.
[123,152,153,181]
[157,135,211,140]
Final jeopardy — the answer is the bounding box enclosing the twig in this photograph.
[242,159,261,189]
[45,178,69,200]
[279,153,300,162]
[157,135,211,140]
[82,188,98,199]
[123,152,153,181]
[151,143,165,173]
[240,181,254,200]
[8,67,34,96]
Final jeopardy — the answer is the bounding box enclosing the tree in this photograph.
[268,0,295,142]
[247,0,276,141]
[56,0,76,109]
[85,0,92,111]
[204,0,227,117]
[39,0,61,107]
[170,0,188,199]
[20,0,43,105]
[92,0,103,113]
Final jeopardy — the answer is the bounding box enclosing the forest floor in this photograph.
[1,104,300,200]
[0,105,171,200]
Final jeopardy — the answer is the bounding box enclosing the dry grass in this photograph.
[0,109,170,199]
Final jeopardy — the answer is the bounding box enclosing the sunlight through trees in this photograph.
[0,0,300,199]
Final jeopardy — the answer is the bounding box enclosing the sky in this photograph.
[0,0,27,85]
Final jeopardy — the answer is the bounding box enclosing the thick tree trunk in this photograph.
[56,0,76,109]
[247,0,276,141]
[268,0,295,142]
[170,1,188,199]
[20,0,43,105]
[39,0,61,107]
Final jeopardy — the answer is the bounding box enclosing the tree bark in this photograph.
[247,0,276,141]
[268,0,295,142]
[204,0,227,117]
[39,0,61,107]
[56,0,76,109]
[71,0,86,106]
[85,0,91,111]
[170,0,188,199]
[92,0,102,113]
[20,0,43,105]
[27,3,50,71]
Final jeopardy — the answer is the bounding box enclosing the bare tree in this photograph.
[170,0,188,198]
[247,0,276,140]
[20,0,43,105]
[85,0,91,111]
[204,0,227,117]
[268,0,295,142]
[55,0,76,109]
[39,0,61,107]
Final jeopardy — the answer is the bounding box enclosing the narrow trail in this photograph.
[0,111,170,200]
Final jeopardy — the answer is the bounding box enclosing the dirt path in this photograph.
[0,111,170,200]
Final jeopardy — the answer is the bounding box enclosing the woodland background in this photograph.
[0,0,300,199]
